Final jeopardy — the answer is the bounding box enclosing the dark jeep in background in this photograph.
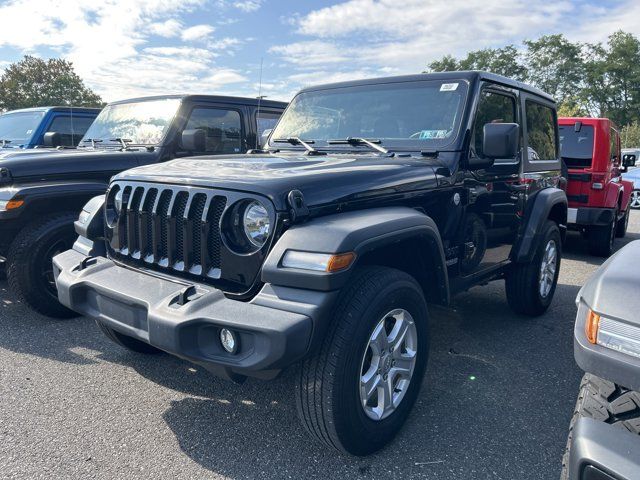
[0,106,100,150]
[54,72,567,455]
[0,94,285,316]
[562,240,640,480]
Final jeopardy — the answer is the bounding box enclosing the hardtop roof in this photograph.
[107,94,287,109]
[297,71,554,102]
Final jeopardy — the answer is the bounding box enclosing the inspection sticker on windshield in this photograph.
[440,83,459,92]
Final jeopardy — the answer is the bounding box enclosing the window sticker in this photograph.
[440,83,459,92]
[419,130,449,139]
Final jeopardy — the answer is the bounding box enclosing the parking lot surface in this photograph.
[1,211,639,480]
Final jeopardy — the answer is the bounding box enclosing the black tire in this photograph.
[295,266,429,456]
[505,220,561,316]
[460,213,487,273]
[7,213,79,318]
[561,373,640,479]
[587,214,616,257]
[0,261,5,281]
[616,209,629,238]
[96,321,162,354]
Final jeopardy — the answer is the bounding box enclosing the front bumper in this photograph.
[54,249,336,379]
[568,418,640,480]
[567,207,615,227]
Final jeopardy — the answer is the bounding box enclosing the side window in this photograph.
[183,108,242,154]
[256,111,281,138]
[610,128,618,162]
[47,115,94,146]
[473,90,516,158]
[525,101,557,161]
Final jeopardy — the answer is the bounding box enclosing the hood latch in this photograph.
[287,189,309,223]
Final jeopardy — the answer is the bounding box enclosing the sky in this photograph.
[0,0,638,103]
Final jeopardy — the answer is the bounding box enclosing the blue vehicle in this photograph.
[0,106,100,149]
[623,167,640,209]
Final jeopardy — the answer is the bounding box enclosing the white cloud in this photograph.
[269,41,349,65]
[180,24,215,41]
[233,0,262,12]
[149,19,183,38]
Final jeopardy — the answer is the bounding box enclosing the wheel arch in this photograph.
[514,187,567,263]
[262,207,450,305]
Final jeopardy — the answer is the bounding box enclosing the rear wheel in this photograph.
[295,266,429,455]
[630,190,640,210]
[96,321,162,354]
[561,373,640,479]
[7,213,78,318]
[505,220,561,316]
[587,213,616,257]
[616,208,629,238]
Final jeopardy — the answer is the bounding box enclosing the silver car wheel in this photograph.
[359,308,418,421]
[630,190,640,209]
[539,239,558,298]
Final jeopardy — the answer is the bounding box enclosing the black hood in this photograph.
[114,152,443,211]
[0,147,156,181]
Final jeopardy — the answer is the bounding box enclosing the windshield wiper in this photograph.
[327,137,389,154]
[273,137,325,156]
[82,138,103,148]
[110,138,133,150]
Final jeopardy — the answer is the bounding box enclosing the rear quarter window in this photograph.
[526,101,557,161]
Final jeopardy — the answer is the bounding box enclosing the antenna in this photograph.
[255,57,264,150]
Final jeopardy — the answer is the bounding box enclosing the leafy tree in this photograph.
[621,121,640,148]
[427,46,527,81]
[582,31,640,126]
[0,55,103,111]
[523,34,585,105]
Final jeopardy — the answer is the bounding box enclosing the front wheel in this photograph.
[7,213,79,318]
[505,220,561,316]
[630,190,640,210]
[295,266,429,455]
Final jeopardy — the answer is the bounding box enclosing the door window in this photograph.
[525,101,557,161]
[472,90,516,159]
[47,115,94,146]
[256,111,281,138]
[183,108,242,153]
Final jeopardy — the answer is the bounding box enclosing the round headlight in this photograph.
[243,201,270,247]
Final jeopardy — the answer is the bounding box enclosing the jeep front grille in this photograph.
[108,182,228,278]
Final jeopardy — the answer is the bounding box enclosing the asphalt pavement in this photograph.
[1,211,639,480]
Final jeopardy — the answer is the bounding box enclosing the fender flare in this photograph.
[8,181,108,216]
[261,207,449,303]
[514,187,567,263]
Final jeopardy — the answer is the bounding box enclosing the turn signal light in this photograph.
[327,252,357,272]
[585,309,600,344]
[0,199,24,211]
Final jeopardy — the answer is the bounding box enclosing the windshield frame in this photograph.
[79,97,182,147]
[269,79,470,153]
[0,110,47,146]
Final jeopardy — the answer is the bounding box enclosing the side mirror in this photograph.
[181,129,206,152]
[259,129,272,149]
[623,154,637,168]
[43,131,61,147]
[483,123,520,159]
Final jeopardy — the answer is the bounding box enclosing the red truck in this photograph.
[559,117,635,256]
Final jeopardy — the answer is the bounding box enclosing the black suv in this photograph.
[54,72,567,455]
[0,94,285,317]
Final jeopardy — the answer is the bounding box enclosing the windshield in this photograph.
[559,125,594,168]
[270,80,468,151]
[0,111,46,146]
[81,98,180,146]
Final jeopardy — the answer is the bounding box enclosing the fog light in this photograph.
[220,328,238,354]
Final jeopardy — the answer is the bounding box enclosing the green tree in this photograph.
[427,46,526,80]
[621,121,640,148]
[523,34,585,105]
[582,31,640,126]
[0,55,103,111]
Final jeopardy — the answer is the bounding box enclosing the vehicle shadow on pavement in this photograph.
[562,230,640,266]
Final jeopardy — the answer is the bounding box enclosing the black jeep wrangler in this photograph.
[0,94,285,317]
[54,72,567,455]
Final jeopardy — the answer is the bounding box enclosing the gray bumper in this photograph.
[569,418,640,480]
[53,249,335,379]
